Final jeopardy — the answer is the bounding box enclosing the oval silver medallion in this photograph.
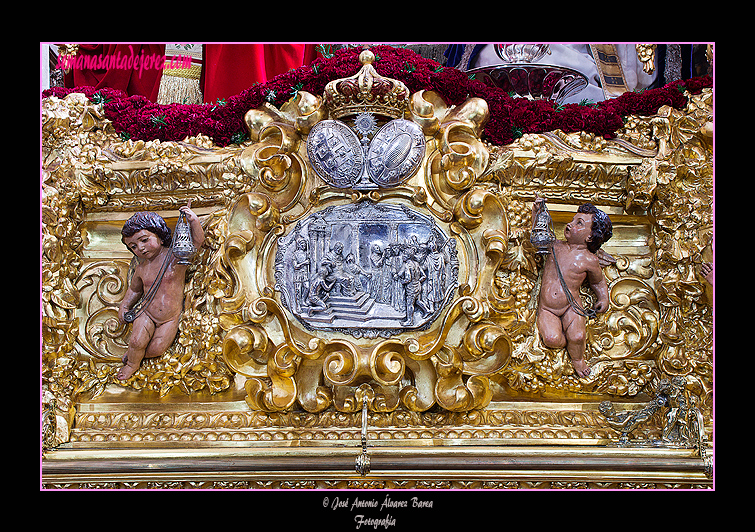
[307,119,364,188]
[367,119,425,187]
[274,201,459,338]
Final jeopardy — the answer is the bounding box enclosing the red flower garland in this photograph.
[43,45,711,148]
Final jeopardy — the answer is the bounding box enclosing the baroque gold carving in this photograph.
[42,57,712,447]
[68,404,637,443]
[645,90,713,417]
[205,81,512,415]
[636,44,657,74]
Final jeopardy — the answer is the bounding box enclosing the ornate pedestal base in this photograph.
[43,385,711,489]
[43,444,711,490]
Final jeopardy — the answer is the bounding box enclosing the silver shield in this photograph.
[307,119,364,188]
[366,119,426,187]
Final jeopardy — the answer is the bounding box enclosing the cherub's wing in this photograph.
[596,249,617,268]
[126,256,138,288]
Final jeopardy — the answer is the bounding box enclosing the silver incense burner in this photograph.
[172,203,196,265]
[530,200,556,254]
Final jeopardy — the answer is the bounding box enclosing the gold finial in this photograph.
[359,49,375,65]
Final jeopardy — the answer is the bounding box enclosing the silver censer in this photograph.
[172,207,196,264]
[530,200,556,254]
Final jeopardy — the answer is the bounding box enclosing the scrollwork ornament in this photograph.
[41,49,712,459]
[428,99,490,203]
[645,90,713,418]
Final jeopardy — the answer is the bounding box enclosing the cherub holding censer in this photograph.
[531,195,613,377]
[116,203,204,380]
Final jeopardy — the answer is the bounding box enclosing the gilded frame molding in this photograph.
[41,61,713,481]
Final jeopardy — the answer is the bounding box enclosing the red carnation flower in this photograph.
[43,45,709,148]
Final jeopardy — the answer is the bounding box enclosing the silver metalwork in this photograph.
[478,44,587,104]
[355,397,371,476]
[274,201,458,337]
[172,208,197,265]
[467,64,588,105]
[600,376,712,478]
[353,112,378,137]
[306,116,426,189]
[367,119,425,188]
[530,200,556,253]
[307,119,364,188]
[494,44,551,63]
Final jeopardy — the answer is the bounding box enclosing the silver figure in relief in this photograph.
[274,201,458,337]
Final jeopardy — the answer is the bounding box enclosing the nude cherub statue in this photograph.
[532,196,612,377]
[117,206,205,380]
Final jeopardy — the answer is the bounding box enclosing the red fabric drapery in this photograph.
[64,44,166,102]
[201,44,318,103]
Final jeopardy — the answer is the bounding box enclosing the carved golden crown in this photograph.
[324,49,410,119]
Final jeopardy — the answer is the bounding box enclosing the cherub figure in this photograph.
[533,196,612,377]
[117,206,205,380]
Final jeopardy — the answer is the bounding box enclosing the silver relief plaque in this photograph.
[274,201,458,338]
[307,119,364,188]
[367,119,425,187]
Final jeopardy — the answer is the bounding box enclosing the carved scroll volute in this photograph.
[207,191,281,335]
[244,103,279,143]
[401,362,434,413]
[322,341,361,387]
[409,90,449,137]
[460,321,512,376]
[240,91,324,211]
[282,90,327,135]
[410,91,491,212]
[369,343,407,388]
[434,346,493,411]
[434,98,490,196]
[244,91,325,141]
[454,188,507,232]
[222,324,272,377]
[231,191,280,235]
[240,120,301,193]
[245,345,301,411]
